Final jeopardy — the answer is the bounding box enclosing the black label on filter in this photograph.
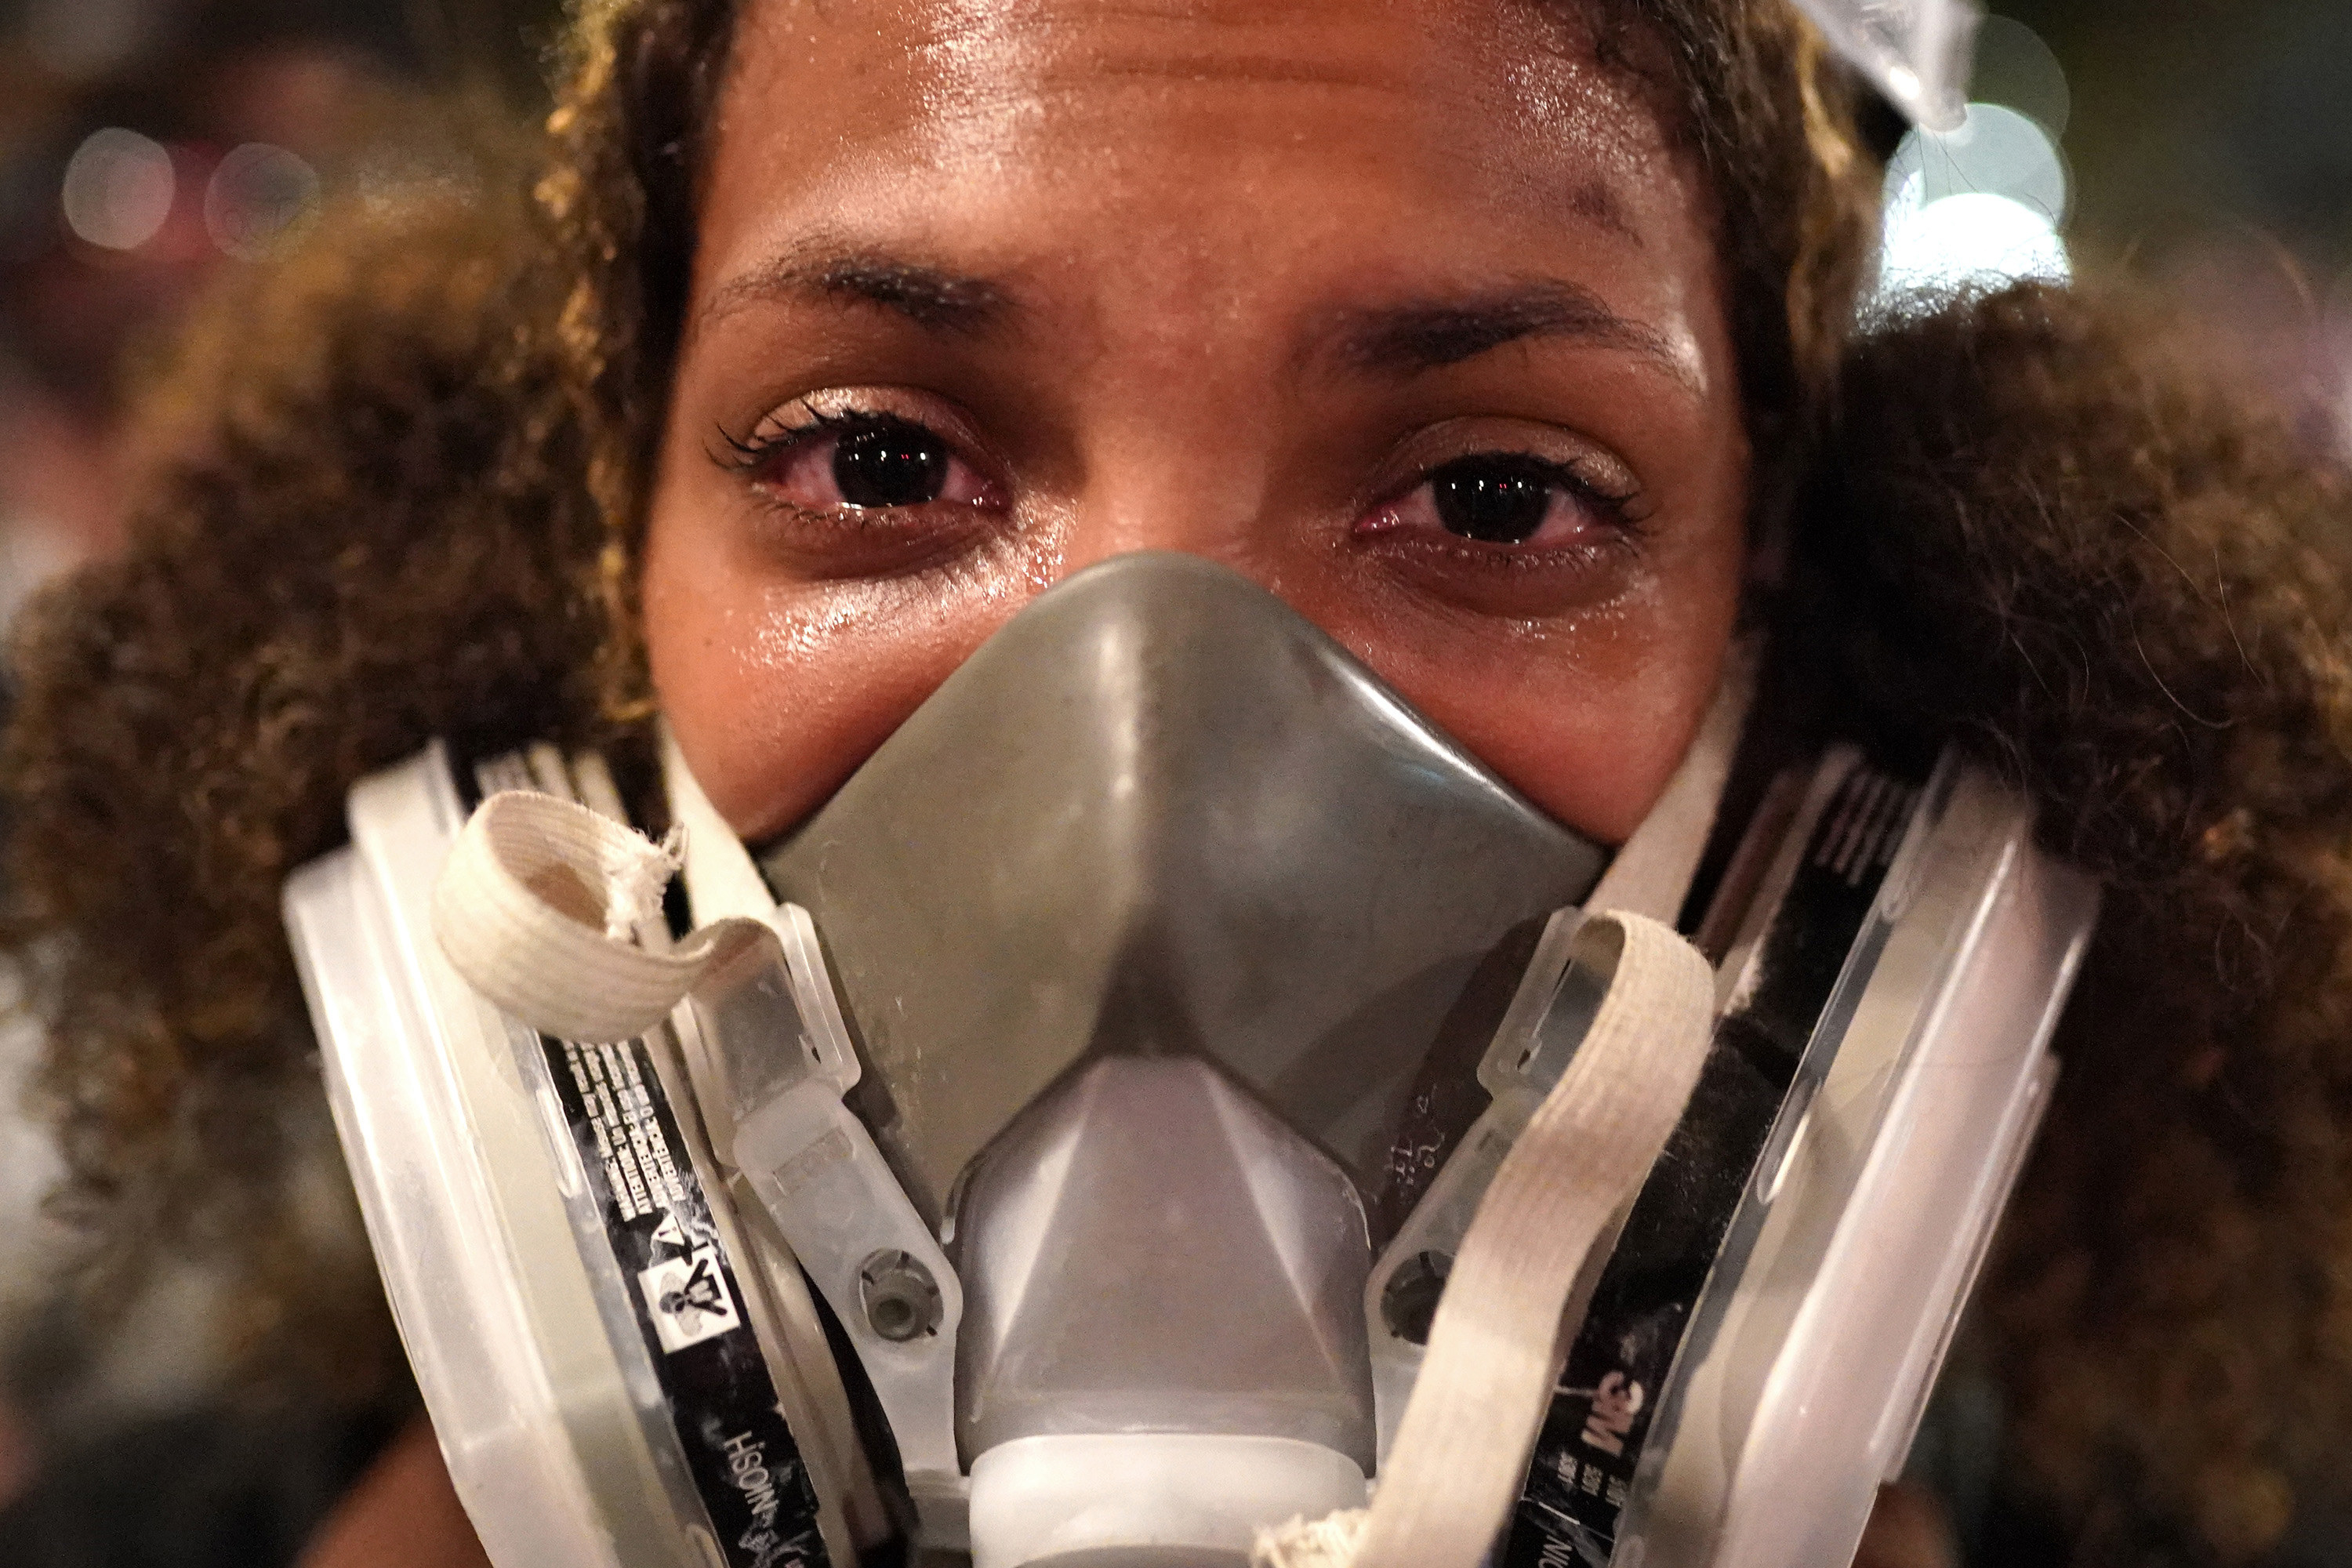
[1502,764,1918,1567]
[543,1033,832,1568]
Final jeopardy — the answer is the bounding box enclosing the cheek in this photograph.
[643,495,1043,840]
[1370,570,1740,844]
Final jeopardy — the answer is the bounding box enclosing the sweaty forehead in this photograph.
[710,0,1685,240]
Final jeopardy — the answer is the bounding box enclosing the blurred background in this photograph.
[0,0,2343,1563]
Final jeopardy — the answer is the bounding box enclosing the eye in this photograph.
[726,408,1000,514]
[1362,452,1632,550]
[826,418,949,506]
[1429,456,1569,543]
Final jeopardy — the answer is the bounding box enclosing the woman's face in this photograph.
[646,0,1749,846]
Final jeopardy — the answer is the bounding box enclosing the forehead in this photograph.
[706,0,1697,263]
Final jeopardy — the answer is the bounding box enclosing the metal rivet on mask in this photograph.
[858,1248,943,1341]
[1381,1250,1454,1346]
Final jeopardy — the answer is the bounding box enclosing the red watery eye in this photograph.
[1361,454,1613,548]
[759,416,998,510]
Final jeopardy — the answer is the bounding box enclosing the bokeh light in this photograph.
[58,128,175,252]
[1970,16,2071,140]
[1866,13,2082,318]
[205,144,322,262]
[1882,185,2071,297]
[1885,102,2071,225]
[1874,98,2073,314]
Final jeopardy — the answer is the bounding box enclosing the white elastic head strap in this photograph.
[426,724,818,1044]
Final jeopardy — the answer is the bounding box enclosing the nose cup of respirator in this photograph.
[752,553,1608,1555]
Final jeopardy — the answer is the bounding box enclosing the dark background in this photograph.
[2,0,2348,268]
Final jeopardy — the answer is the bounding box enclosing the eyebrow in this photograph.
[695,249,1018,340]
[1325,281,1687,384]
[695,249,1687,390]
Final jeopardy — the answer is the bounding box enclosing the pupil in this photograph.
[1430,458,1552,544]
[833,420,949,507]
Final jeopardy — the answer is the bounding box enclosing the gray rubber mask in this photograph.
[758,551,1605,1470]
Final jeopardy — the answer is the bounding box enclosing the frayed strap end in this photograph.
[1253,1508,1367,1568]
[605,824,684,939]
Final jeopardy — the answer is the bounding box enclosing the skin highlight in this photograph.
[644,0,1751,848]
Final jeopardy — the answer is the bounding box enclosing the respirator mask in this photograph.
[289,530,2094,1568]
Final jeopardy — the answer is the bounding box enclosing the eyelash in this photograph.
[711,401,876,476]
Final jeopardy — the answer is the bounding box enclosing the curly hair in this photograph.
[6,2,2352,1564]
